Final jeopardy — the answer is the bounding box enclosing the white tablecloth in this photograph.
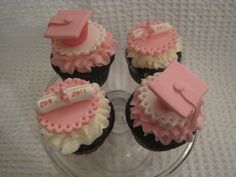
[0,0,236,176]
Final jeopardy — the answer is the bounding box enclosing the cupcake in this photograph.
[35,78,115,155]
[125,61,208,151]
[126,20,182,83]
[44,10,117,86]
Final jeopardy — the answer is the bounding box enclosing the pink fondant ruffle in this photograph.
[52,32,117,74]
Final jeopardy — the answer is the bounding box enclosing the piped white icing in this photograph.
[127,40,182,69]
[41,90,111,154]
[52,20,107,56]
[138,74,187,128]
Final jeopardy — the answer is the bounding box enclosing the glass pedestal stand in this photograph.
[43,78,198,177]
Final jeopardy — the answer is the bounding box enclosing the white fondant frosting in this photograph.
[132,22,172,39]
[151,22,172,35]
[41,90,111,154]
[66,85,95,103]
[138,74,187,128]
[52,20,107,56]
[37,93,64,114]
[37,85,95,113]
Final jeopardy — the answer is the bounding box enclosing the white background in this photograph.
[0,0,236,176]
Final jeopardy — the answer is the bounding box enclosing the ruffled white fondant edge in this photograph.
[127,40,182,69]
[138,74,187,128]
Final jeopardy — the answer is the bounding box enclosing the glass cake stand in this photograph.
[42,76,198,177]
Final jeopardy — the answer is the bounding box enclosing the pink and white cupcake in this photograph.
[125,61,208,151]
[126,20,182,83]
[35,78,114,155]
[45,10,117,86]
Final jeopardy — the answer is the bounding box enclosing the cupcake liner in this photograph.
[74,101,115,155]
[51,55,115,86]
[125,50,182,84]
[125,94,187,151]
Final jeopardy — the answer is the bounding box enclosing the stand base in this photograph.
[43,89,198,177]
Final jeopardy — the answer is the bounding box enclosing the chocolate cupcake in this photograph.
[126,20,182,83]
[44,10,117,86]
[36,78,115,155]
[126,61,208,151]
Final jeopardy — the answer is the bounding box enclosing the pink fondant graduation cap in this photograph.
[44,10,91,46]
[148,61,208,118]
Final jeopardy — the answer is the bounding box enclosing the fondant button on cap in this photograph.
[173,82,185,92]
[148,60,208,118]
[44,10,91,39]
[63,16,73,23]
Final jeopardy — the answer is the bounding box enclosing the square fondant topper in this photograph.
[44,10,91,39]
[148,61,208,118]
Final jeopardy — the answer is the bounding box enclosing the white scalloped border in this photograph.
[52,20,107,56]
[138,74,187,128]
